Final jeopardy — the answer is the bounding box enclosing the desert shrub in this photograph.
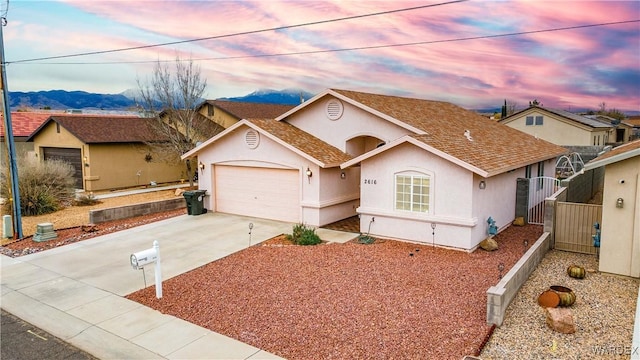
[286,223,321,246]
[0,155,76,216]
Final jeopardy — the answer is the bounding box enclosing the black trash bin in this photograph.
[183,190,207,215]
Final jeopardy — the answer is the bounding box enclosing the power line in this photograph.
[15,19,640,66]
[6,0,467,64]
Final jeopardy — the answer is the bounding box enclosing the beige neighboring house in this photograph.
[27,115,184,191]
[583,114,634,145]
[583,139,640,278]
[500,106,613,146]
[0,112,60,154]
[197,100,295,129]
[183,89,566,251]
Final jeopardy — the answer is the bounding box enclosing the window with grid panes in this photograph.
[395,174,431,213]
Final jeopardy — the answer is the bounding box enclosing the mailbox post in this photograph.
[130,240,162,299]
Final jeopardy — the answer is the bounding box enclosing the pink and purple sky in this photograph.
[4,0,639,112]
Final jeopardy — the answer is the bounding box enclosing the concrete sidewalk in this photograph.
[1,212,357,359]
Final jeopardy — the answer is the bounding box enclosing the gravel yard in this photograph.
[481,250,639,359]
[127,225,543,360]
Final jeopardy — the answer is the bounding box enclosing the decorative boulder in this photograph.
[513,217,525,226]
[81,224,98,233]
[479,237,499,251]
[545,307,576,334]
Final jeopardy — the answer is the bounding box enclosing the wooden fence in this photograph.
[554,201,602,254]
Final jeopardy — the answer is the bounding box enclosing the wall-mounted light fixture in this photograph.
[199,161,205,173]
[616,197,624,208]
[340,171,346,179]
[479,180,486,189]
[83,156,89,167]
[306,167,313,183]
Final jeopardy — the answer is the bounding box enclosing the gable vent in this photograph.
[245,129,260,149]
[326,99,344,120]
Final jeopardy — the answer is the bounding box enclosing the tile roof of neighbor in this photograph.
[207,100,295,120]
[584,139,640,169]
[0,112,60,137]
[27,115,166,143]
[331,89,568,176]
[246,118,353,166]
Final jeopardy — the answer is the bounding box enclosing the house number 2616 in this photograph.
[364,179,377,185]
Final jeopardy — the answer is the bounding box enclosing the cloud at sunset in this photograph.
[3,0,638,112]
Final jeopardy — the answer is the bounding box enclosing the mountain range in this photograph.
[8,88,316,111]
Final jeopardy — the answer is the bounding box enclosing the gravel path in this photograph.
[481,250,639,359]
[127,225,543,360]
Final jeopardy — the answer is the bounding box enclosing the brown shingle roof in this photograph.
[208,100,294,120]
[28,115,166,143]
[332,89,568,176]
[246,118,352,166]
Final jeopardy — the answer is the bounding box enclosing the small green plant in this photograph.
[286,223,322,246]
[74,192,101,206]
[357,234,375,244]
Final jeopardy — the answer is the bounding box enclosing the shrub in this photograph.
[0,155,76,216]
[286,223,322,246]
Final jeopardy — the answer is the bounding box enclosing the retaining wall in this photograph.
[486,232,551,326]
[89,198,186,224]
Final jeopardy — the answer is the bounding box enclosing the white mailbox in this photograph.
[130,247,157,270]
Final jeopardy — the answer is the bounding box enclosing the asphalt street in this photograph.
[1,309,97,360]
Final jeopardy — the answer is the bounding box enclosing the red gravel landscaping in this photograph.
[126,224,542,360]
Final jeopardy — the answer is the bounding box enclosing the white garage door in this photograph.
[215,165,300,223]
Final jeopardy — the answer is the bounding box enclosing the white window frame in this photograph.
[394,171,433,214]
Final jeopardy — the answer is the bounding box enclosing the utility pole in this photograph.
[0,15,23,239]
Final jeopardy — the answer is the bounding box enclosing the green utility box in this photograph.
[183,190,207,215]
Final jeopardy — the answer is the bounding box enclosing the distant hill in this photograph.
[9,88,314,110]
[221,88,315,106]
[9,90,138,110]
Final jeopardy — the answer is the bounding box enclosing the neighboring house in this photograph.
[183,89,566,251]
[0,112,59,154]
[583,114,634,145]
[626,115,640,140]
[197,100,295,129]
[583,140,640,278]
[27,115,184,191]
[500,106,614,147]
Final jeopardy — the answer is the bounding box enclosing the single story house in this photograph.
[27,115,184,191]
[583,139,640,278]
[197,100,295,129]
[500,106,614,147]
[583,114,634,145]
[183,89,567,251]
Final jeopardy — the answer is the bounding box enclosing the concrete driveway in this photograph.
[1,212,356,359]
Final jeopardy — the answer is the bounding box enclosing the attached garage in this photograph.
[42,147,83,189]
[214,165,300,223]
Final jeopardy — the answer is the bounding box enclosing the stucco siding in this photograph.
[86,144,183,191]
[506,111,595,146]
[357,143,477,249]
[599,156,640,277]
[285,97,411,153]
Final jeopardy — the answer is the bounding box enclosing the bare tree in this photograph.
[137,56,207,186]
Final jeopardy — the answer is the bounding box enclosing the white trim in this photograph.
[583,147,640,170]
[300,193,360,209]
[357,206,478,227]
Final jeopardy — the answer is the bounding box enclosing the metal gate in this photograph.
[554,202,602,254]
[528,176,560,225]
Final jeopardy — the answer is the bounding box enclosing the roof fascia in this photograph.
[341,135,489,177]
[583,148,640,170]
[181,119,326,167]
